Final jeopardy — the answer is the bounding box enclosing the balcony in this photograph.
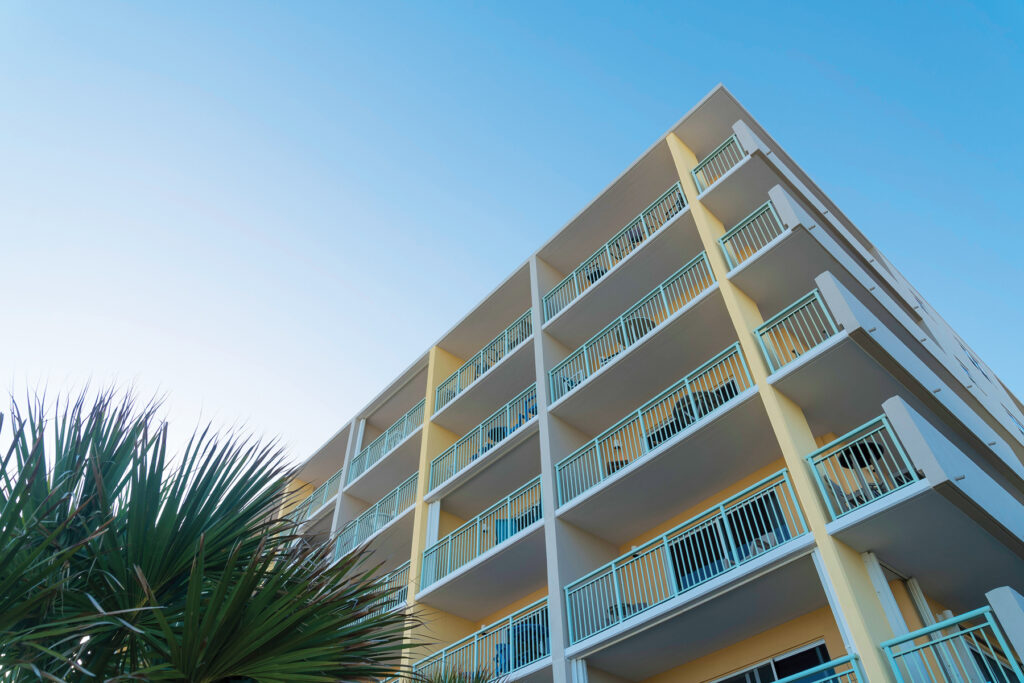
[548,252,724,406]
[346,399,425,502]
[365,561,411,619]
[435,310,534,419]
[291,469,342,524]
[692,134,746,193]
[755,289,839,374]
[881,606,1024,683]
[542,183,689,324]
[429,385,538,493]
[334,472,417,561]
[816,396,1024,615]
[719,200,786,270]
[414,599,551,681]
[554,344,779,544]
[807,416,921,520]
[564,470,807,646]
[419,477,545,620]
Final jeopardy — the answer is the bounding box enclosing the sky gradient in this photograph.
[2,1,1022,463]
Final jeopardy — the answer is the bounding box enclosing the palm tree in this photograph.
[0,391,416,681]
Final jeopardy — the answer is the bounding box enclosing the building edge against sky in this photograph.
[286,85,1024,683]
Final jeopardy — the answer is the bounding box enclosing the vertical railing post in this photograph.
[611,562,625,624]
[719,502,741,565]
[661,535,678,595]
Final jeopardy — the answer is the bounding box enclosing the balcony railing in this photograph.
[555,343,753,507]
[435,311,533,414]
[422,477,542,588]
[549,252,716,403]
[807,416,920,520]
[755,290,839,374]
[347,399,426,485]
[415,599,550,679]
[774,656,864,683]
[692,135,746,193]
[881,606,1024,683]
[542,183,687,322]
[290,470,343,524]
[718,201,785,269]
[365,561,411,619]
[334,473,418,560]
[428,385,538,491]
[564,470,806,644]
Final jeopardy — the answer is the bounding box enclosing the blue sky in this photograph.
[2,1,1022,462]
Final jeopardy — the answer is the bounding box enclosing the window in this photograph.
[710,643,831,683]
[959,342,990,381]
[1005,407,1024,439]
[957,358,975,384]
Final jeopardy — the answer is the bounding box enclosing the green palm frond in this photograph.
[0,390,420,681]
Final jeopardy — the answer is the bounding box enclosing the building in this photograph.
[286,85,1024,683]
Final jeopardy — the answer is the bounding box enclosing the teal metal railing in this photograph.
[548,253,716,404]
[365,561,411,618]
[435,311,533,414]
[334,473,418,559]
[347,399,426,485]
[755,290,839,374]
[428,385,538,490]
[773,656,864,683]
[555,343,752,506]
[718,201,785,269]
[422,477,542,588]
[807,416,920,520]
[414,599,550,679]
[542,183,687,322]
[290,469,343,524]
[881,606,1024,683]
[692,135,746,192]
[564,470,806,644]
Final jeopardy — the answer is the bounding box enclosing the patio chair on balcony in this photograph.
[494,503,542,543]
[494,619,549,674]
[825,477,871,514]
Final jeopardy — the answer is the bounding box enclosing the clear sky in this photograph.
[2,2,1022,464]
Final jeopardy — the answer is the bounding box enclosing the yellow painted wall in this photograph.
[644,606,845,683]
[665,132,898,682]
